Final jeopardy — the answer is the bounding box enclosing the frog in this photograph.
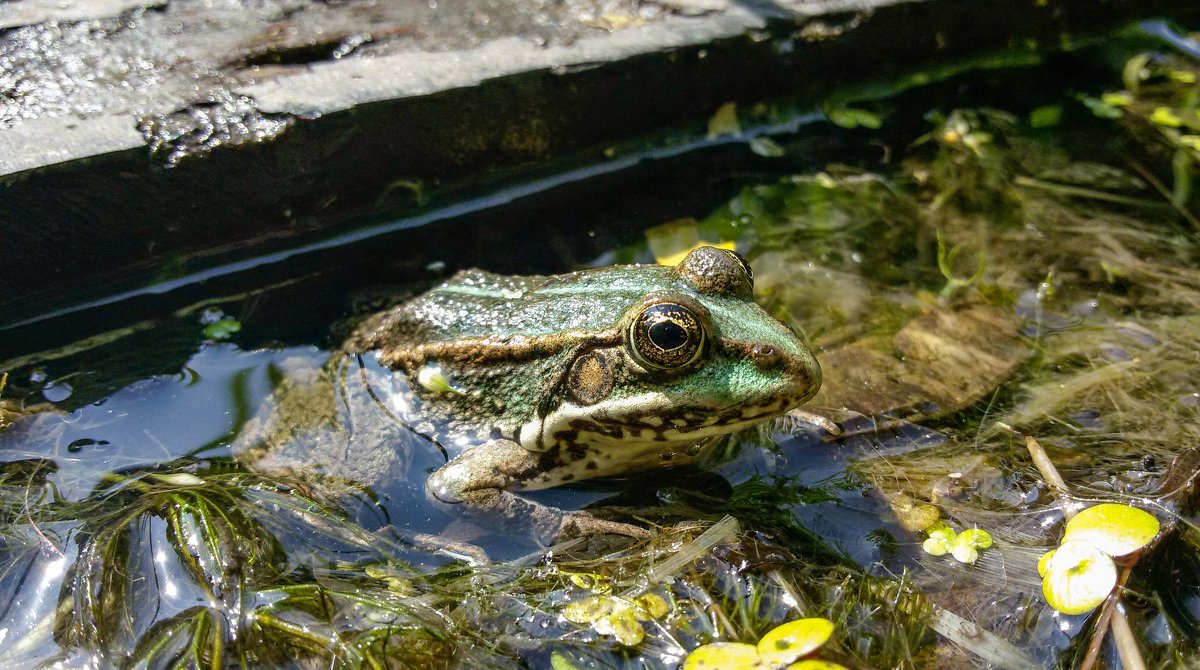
[234,246,821,549]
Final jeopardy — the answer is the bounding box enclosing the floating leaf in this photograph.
[203,317,241,340]
[594,607,644,646]
[566,572,610,592]
[922,523,956,557]
[1037,549,1055,578]
[958,528,993,549]
[1029,105,1062,128]
[707,102,742,140]
[550,651,581,670]
[757,617,835,666]
[1041,540,1117,615]
[1080,95,1124,119]
[827,107,883,129]
[1100,91,1134,107]
[1062,503,1159,557]
[682,642,762,669]
[922,535,952,556]
[633,593,670,620]
[563,595,616,624]
[950,543,979,565]
[653,238,738,267]
[1179,135,1200,151]
[1150,107,1183,128]
[749,137,786,157]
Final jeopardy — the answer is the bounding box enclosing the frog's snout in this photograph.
[777,346,822,408]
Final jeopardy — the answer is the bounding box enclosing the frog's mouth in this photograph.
[517,391,809,453]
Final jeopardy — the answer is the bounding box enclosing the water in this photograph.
[2,41,1200,669]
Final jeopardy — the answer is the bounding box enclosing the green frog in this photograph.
[235,246,821,547]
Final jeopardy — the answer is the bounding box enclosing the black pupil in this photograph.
[648,320,688,350]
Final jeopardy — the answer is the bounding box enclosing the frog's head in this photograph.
[524,247,822,451]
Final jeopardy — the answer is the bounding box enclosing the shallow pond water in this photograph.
[2,30,1200,670]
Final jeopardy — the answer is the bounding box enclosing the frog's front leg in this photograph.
[426,439,650,544]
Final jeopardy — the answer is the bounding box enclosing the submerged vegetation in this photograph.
[2,26,1200,670]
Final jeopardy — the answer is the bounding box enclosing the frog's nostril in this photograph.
[751,344,781,370]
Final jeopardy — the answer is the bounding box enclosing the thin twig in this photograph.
[1078,565,1133,670]
[1110,603,1149,670]
[995,422,1073,507]
[1023,435,1071,500]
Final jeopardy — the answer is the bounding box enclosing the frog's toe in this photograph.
[556,512,652,542]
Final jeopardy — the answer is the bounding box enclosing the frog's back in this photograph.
[346,265,675,350]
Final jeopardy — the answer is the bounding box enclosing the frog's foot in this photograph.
[427,439,649,545]
[383,526,492,565]
[556,511,651,542]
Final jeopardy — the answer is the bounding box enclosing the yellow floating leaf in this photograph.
[563,595,616,624]
[682,642,762,670]
[1037,549,1056,578]
[756,618,835,667]
[655,240,738,267]
[1062,503,1159,557]
[922,535,952,557]
[646,218,699,262]
[950,542,979,565]
[1100,91,1133,107]
[1150,106,1183,128]
[1042,540,1117,615]
[959,528,993,549]
[707,102,743,140]
[566,572,609,591]
[594,608,645,646]
[787,661,850,670]
[633,593,670,620]
[922,524,956,557]
[550,651,581,670]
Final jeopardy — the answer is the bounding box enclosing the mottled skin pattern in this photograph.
[343,247,822,544]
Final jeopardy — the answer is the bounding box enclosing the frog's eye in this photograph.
[628,302,706,370]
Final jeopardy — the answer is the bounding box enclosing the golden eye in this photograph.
[628,302,706,370]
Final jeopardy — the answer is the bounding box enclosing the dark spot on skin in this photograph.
[585,461,598,470]
[561,474,575,481]
[567,442,588,460]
